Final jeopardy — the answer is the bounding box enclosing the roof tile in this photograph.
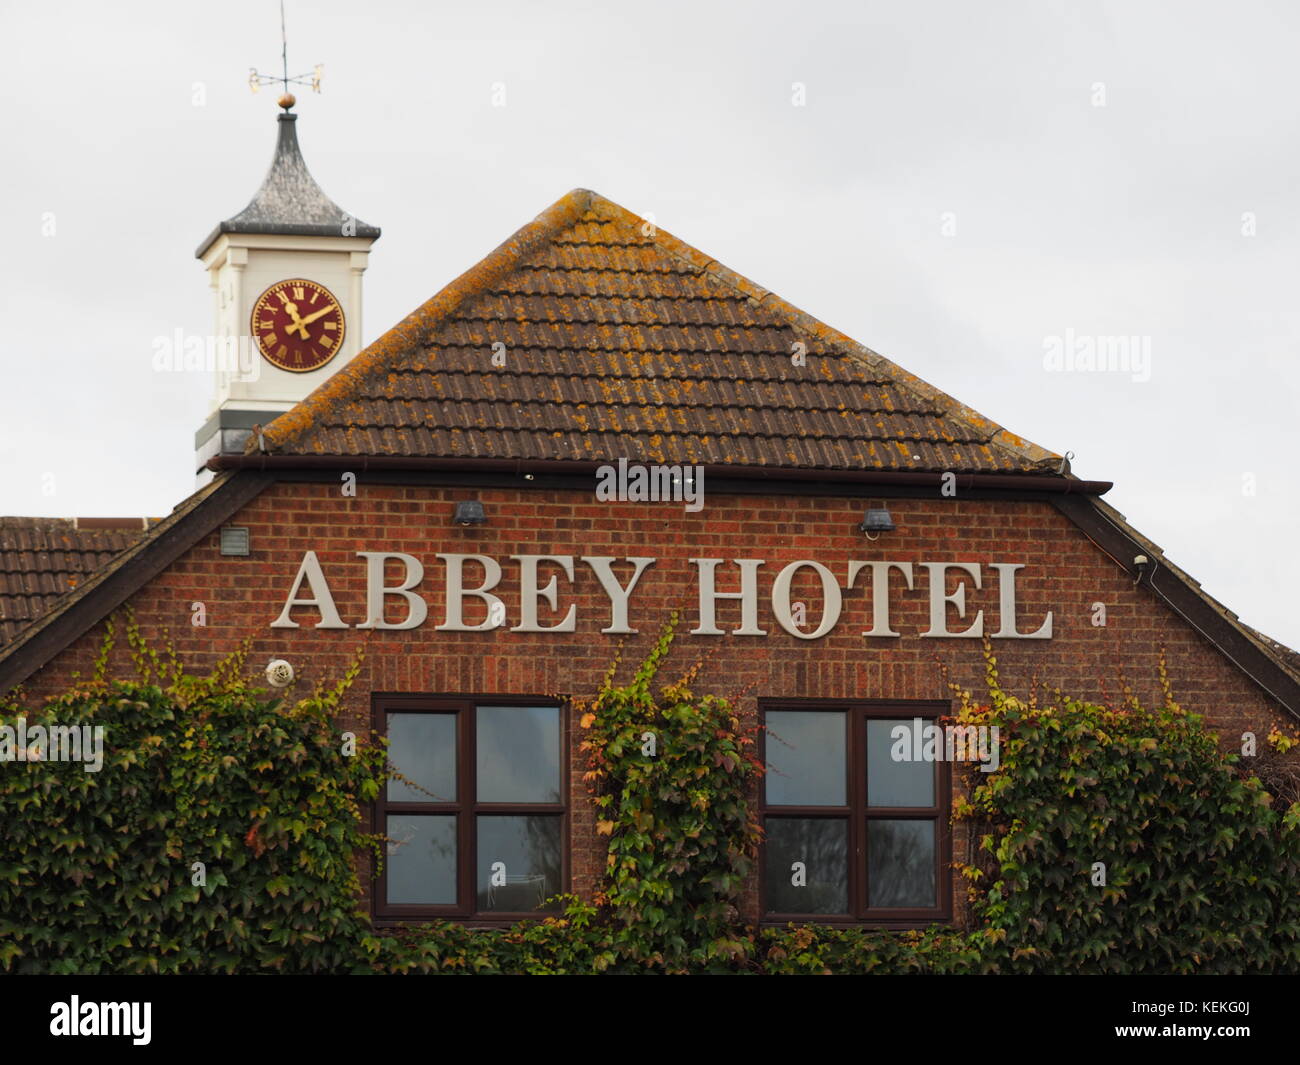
[259,189,1060,474]
[0,519,153,645]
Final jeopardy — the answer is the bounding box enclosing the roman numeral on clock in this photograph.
[253,280,343,371]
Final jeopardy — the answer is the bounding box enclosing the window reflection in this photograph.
[868,820,935,908]
[760,706,947,921]
[386,713,457,802]
[476,815,562,912]
[763,818,848,914]
[386,814,456,905]
[867,719,935,807]
[765,711,846,806]
[477,706,561,803]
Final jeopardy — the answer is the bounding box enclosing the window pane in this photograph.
[386,815,457,905]
[867,718,935,807]
[765,711,846,806]
[476,815,563,912]
[868,819,936,908]
[476,706,561,803]
[386,713,456,803]
[763,818,848,914]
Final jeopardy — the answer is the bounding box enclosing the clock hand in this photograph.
[296,303,338,329]
[282,301,310,340]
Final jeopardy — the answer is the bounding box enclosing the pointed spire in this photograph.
[196,110,379,257]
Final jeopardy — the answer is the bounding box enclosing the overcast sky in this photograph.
[2,0,1297,647]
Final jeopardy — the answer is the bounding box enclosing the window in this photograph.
[374,696,566,922]
[760,702,951,924]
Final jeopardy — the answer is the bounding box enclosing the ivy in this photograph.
[951,648,1300,974]
[2,619,1297,974]
[573,613,762,971]
[0,621,387,974]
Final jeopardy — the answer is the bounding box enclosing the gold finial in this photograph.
[278,92,296,111]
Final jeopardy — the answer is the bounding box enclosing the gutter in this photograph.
[206,453,1113,495]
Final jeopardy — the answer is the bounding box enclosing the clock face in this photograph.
[250,279,346,373]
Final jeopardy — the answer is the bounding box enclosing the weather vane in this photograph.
[248,0,322,110]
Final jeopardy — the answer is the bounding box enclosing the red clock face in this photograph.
[251,279,346,373]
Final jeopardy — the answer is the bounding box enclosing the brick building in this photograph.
[4,106,1299,930]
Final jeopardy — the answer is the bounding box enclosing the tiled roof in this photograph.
[259,189,1060,474]
[0,518,153,645]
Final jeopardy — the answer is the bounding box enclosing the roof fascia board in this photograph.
[1052,494,1300,720]
[207,453,1112,494]
[210,465,1107,502]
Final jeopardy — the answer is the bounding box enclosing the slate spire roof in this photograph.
[196,111,379,257]
[254,189,1060,474]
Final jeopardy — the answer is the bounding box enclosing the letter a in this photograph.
[270,551,349,629]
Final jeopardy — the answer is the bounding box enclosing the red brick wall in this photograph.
[18,480,1295,926]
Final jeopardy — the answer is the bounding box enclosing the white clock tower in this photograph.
[194,93,380,482]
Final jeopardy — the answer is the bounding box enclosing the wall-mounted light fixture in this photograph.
[453,500,487,527]
[859,507,895,541]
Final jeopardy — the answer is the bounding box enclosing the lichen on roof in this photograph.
[255,188,1059,475]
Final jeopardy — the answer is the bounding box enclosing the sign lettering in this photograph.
[268,552,1053,640]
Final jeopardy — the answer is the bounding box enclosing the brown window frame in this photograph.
[758,699,952,928]
[372,693,568,925]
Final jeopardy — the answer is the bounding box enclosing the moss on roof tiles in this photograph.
[258,188,1059,474]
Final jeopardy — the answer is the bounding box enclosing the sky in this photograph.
[1,0,1297,646]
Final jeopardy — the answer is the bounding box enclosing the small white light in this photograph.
[266,659,294,687]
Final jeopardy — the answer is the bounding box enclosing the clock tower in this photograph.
[194,93,380,482]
